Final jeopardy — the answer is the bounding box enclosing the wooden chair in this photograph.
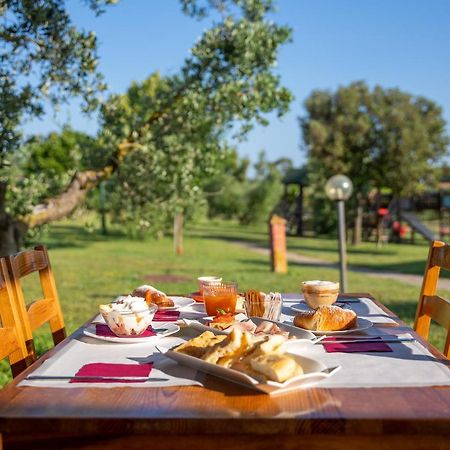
[0,258,28,377]
[6,245,66,363]
[414,240,450,357]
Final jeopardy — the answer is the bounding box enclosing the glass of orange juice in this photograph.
[203,281,238,316]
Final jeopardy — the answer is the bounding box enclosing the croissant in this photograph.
[293,305,357,331]
[132,285,174,308]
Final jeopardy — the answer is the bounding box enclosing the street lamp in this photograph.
[325,175,353,293]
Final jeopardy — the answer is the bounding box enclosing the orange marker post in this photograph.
[269,215,288,273]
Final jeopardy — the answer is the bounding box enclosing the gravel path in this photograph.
[231,240,450,290]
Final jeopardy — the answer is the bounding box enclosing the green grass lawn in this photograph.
[1,218,446,387]
[191,220,434,276]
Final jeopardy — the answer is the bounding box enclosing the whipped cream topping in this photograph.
[101,295,149,313]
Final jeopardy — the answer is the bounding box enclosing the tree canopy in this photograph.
[301,81,449,233]
[0,0,116,160]
[98,0,293,234]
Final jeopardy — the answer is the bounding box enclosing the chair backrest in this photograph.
[6,245,66,363]
[0,258,28,377]
[414,240,450,357]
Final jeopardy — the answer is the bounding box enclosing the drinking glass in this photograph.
[203,281,238,316]
[197,276,222,296]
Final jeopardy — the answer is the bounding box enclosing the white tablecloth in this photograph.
[20,297,450,389]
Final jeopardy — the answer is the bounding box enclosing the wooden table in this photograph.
[1,294,450,450]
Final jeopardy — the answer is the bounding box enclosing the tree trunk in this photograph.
[0,182,28,256]
[173,212,184,255]
[352,192,364,246]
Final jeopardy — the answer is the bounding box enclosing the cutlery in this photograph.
[323,335,412,340]
[26,375,169,382]
[316,337,416,345]
[321,366,341,375]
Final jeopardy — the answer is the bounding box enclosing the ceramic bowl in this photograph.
[301,281,340,309]
[99,303,157,336]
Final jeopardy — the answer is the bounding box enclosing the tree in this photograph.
[0,0,116,254]
[0,0,293,254]
[94,0,293,238]
[301,81,449,239]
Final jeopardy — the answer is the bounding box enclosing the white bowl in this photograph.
[99,303,157,336]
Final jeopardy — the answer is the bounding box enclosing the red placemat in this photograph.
[323,337,392,353]
[153,310,180,322]
[70,362,153,383]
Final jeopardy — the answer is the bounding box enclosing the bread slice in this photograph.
[174,331,226,358]
[216,331,255,368]
[250,354,298,383]
[202,328,245,364]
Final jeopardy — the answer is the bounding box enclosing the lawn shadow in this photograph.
[38,224,128,250]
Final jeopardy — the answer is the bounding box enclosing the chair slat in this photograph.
[10,250,47,279]
[26,298,56,332]
[422,295,450,330]
[415,240,450,358]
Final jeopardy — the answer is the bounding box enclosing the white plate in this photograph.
[182,314,251,335]
[159,296,196,311]
[293,317,373,336]
[158,345,340,395]
[183,316,317,341]
[83,323,180,343]
[249,317,316,340]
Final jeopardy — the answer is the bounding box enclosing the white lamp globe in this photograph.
[325,175,353,201]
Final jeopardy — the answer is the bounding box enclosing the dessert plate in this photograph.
[83,323,180,343]
[158,345,340,395]
[160,296,196,311]
[292,317,373,336]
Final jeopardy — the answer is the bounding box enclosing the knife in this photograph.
[26,375,169,382]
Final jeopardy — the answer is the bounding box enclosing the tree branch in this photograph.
[21,90,183,229]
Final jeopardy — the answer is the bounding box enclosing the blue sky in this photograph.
[23,0,450,168]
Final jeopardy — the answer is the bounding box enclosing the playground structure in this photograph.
[279,167,450,244]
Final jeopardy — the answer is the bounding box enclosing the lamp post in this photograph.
[325,175,353,293]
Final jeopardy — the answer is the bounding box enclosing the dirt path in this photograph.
[232,240,450,290]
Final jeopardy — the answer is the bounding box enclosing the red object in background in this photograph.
[392,221,408,237]
[378,208,389,216]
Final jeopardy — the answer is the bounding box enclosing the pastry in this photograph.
[202,327,247,364]
[131,285,175,308]
[174,331,227,358]
[173,328,303,383]
[293,305,357,331]
[250,353,300,383]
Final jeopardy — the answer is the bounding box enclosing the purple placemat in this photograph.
[323,337,392,353]
[70,362,153,383]
[95,323,156,338]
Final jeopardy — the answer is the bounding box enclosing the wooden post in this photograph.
[173,212,184,255]
[269,215,288,273]
[99,182,107,235]
[296,184,304,236]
